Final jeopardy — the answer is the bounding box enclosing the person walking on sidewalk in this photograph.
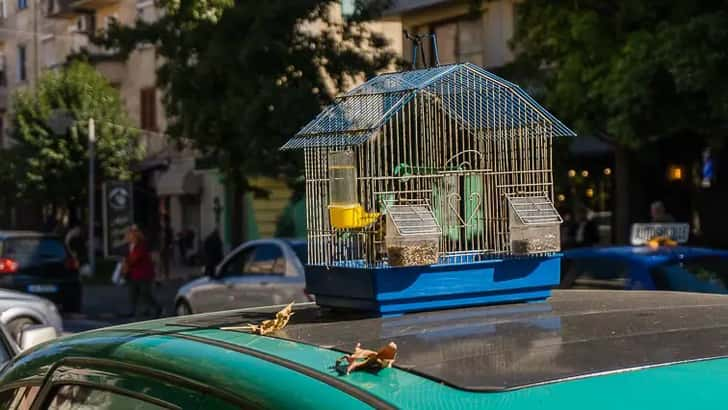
[124,226,162,319]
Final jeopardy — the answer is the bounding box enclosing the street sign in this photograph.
[102,180,134,258]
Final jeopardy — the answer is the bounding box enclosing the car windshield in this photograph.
[1,238,67,266]
[651,256,728,294]
[291,243,307,264]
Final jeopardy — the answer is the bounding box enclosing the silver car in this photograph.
[175,239,310,315]
[0,289,63,341]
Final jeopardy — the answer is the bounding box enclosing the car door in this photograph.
[224,243,290,308]
[191,246,256,313]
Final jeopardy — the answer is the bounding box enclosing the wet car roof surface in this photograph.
[173,290,728,391]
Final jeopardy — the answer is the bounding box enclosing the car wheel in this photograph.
[7,317,39,343]
[176,301,192,316]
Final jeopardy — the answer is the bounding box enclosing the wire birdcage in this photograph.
[282,63,575,268]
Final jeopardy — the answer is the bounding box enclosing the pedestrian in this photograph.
[123,225,162,318]
[159,215,173,280]
[64,214,86,269]
[650,201,675,223]
[203,228,224,276]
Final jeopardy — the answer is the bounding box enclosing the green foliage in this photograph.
[101,0,397,182]
[510,1,728,148]
[10,61,141,205]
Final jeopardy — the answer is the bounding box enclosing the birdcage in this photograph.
[283,62,572,266]
[282,62,574,314]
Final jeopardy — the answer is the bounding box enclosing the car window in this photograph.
[651,256,728,293]
[0,386,40,410]
[246,244,285,275]
[562,258,629,290]
[45,384,167,410]
[2,238,67,266]
[219,247,255,277]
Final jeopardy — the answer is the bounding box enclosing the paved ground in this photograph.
[63,263,200,333]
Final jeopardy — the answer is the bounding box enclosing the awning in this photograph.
[156,167,202,196]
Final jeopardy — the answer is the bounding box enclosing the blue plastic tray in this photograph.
[304,256,561,315]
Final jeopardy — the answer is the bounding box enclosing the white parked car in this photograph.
[175,239,311,315]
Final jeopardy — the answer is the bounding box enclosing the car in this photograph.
[560,245,728,293]
[0,289,63,342]
[0,231,82,313]
[1,290,728,408]
[175,238,310,315]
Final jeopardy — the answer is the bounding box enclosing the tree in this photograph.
[10,61,141,214]
[509,1,728,241]
[101,0,396,244]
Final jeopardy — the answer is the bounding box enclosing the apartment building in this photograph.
[0,1,411,247]
[384,0,517,68]
[0,0,222,248]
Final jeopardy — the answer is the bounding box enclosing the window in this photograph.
[140,87,157,131]
[2,238,67,267]
[17,0,26,10]
[407,16,484,67]
[219,247,254,277]
[42,36,58,68]
[247,244,285,274]
[0,52,7,86]
[0,386,40,410]
[220,244,285,276]
[46,384,165,409]
[17,45,26,82]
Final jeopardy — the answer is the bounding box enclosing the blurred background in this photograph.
[0,0,724,330]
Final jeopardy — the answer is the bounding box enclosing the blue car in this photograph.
[561,245,728,293]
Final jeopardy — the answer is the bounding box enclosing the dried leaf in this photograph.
[222,302,295,335]
[336,342,398,374]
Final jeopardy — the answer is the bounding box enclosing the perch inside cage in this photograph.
[282,62,575,314]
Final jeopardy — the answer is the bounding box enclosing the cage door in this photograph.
[434,171,486,254]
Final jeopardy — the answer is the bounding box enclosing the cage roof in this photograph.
[507,194,563,226]
[386,204,441,236]
[282,63,576,150]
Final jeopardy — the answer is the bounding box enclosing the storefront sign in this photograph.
[102,181,134,257]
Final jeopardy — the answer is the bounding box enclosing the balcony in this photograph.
[46,0,84,18]
[71,0,120,10]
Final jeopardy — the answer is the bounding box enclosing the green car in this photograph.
[2,290,728,409]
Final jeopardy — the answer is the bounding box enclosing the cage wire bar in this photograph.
[285,63,575,268]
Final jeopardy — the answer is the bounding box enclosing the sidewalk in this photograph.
[75,262,201,322]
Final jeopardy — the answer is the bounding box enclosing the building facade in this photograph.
[384,0,517,69]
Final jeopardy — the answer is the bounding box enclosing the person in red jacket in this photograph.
[123,225,162,318]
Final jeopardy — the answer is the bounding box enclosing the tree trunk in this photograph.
[614,145,630,244]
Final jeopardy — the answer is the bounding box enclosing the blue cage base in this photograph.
[304,256,561,316]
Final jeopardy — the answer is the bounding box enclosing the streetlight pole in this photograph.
[88,118,96,276]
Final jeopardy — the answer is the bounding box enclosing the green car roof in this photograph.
[3,290,728,409]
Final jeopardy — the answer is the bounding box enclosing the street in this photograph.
[63,264,198,333]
